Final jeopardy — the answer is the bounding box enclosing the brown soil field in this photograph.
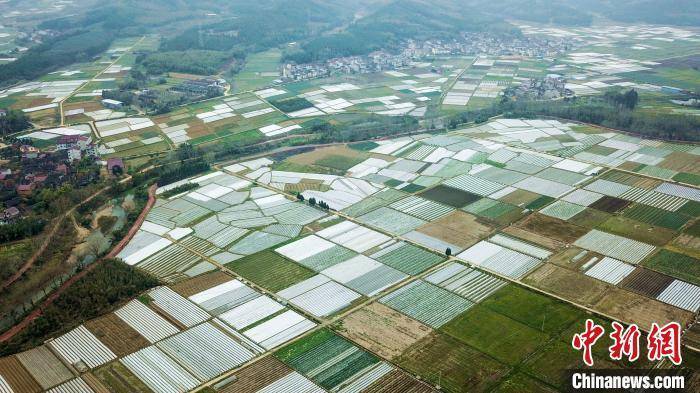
[171,270,234,297]
[416,211,494,248]
[658,152,700,174]
[620,268,674,298]
[84,313,150,357]
[418,186,481,208]
[589,196,632,214]
[600,171,662,189]
[501,226,563,250]
[287,145,366,166]
[594,287,694,328]
[395,332,510,393]
[546,248,592,269]
[522,263,608,307]
[514,214,588,244]
[0,356,41,393]
[363,369,436,393]
[670,234,700,259]
[83,373,111,393]
[218,356,292,393]
[498,189,541,207]
[15,346,74,390]
[570,208,610,229]
[94,361,152,393]
[338,302,432,359]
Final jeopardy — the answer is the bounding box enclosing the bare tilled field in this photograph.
[171,270,233,297]
[417,211,493,248]
[594,287,695,328]
[84,313,150,357]
[362,369,436,393]
[15,346,73,390]
[338,302,433,359]
[218,356,292,393]
[500,226,562,250]
[514,214,587,244]
[523,264,609,307]
[0,356,41,393]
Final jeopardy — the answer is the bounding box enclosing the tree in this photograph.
[111,165,123,176]
[296,193,305,201]
[308,197,316,206]
[445,247,452,256]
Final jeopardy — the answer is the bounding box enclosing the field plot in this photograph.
[0,356,41,393]
[15,346,73,390]
[524,264,609,307]
[456,240,542,280]
[357,207,427,235]
[171,271,234,297]
[316,221,391,253]
[84,313,150,357]
[370,242,444,275]
[278,275,361,317]
[47,325,117,370]
[339,302,432,359]
[414,210,493,251]
[233,48,282,92]
[574,230,655,264]
[146,286,210,328]
[242,310,316,350]
[418,185,481,208]
[380,280,473,328]
[361,369,436,393]
[218,295,285,331]
[156,322,255,380]
[426,262,507,302]
[216,356,291,393]
[114,300,180,343]
[396,332,509,393]
[94,361,153,393]
[121,346,200,393]
[321,254,407,296]
[655,280,700,312]
[227,250,316,292]
[46,377,100,393]
[275,329,387,391]
[442,305,549,366]
[582,257,635,285]
[188,279,261,315]
[642,249,700,285]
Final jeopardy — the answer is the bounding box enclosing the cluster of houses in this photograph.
[281,33,574,82]
[0,135,124,222]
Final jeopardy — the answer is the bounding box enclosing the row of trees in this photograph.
[0,218,46,243]
[444,89,700,142]
[0,110,31,135]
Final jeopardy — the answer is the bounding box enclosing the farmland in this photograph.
[2,3,700,390]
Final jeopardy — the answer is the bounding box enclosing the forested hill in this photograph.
[283,0,518,64]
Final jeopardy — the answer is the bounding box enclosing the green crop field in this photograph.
[441,305,550,365]
[233,49,283,92]
[226,250,315,292]
[643,249,700,285]
[479,285,586,335]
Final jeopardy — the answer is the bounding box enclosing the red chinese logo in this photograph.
[647,322,682,365]
[572,319,605,367]
[572,320,683,366]
[609,321,640,362]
